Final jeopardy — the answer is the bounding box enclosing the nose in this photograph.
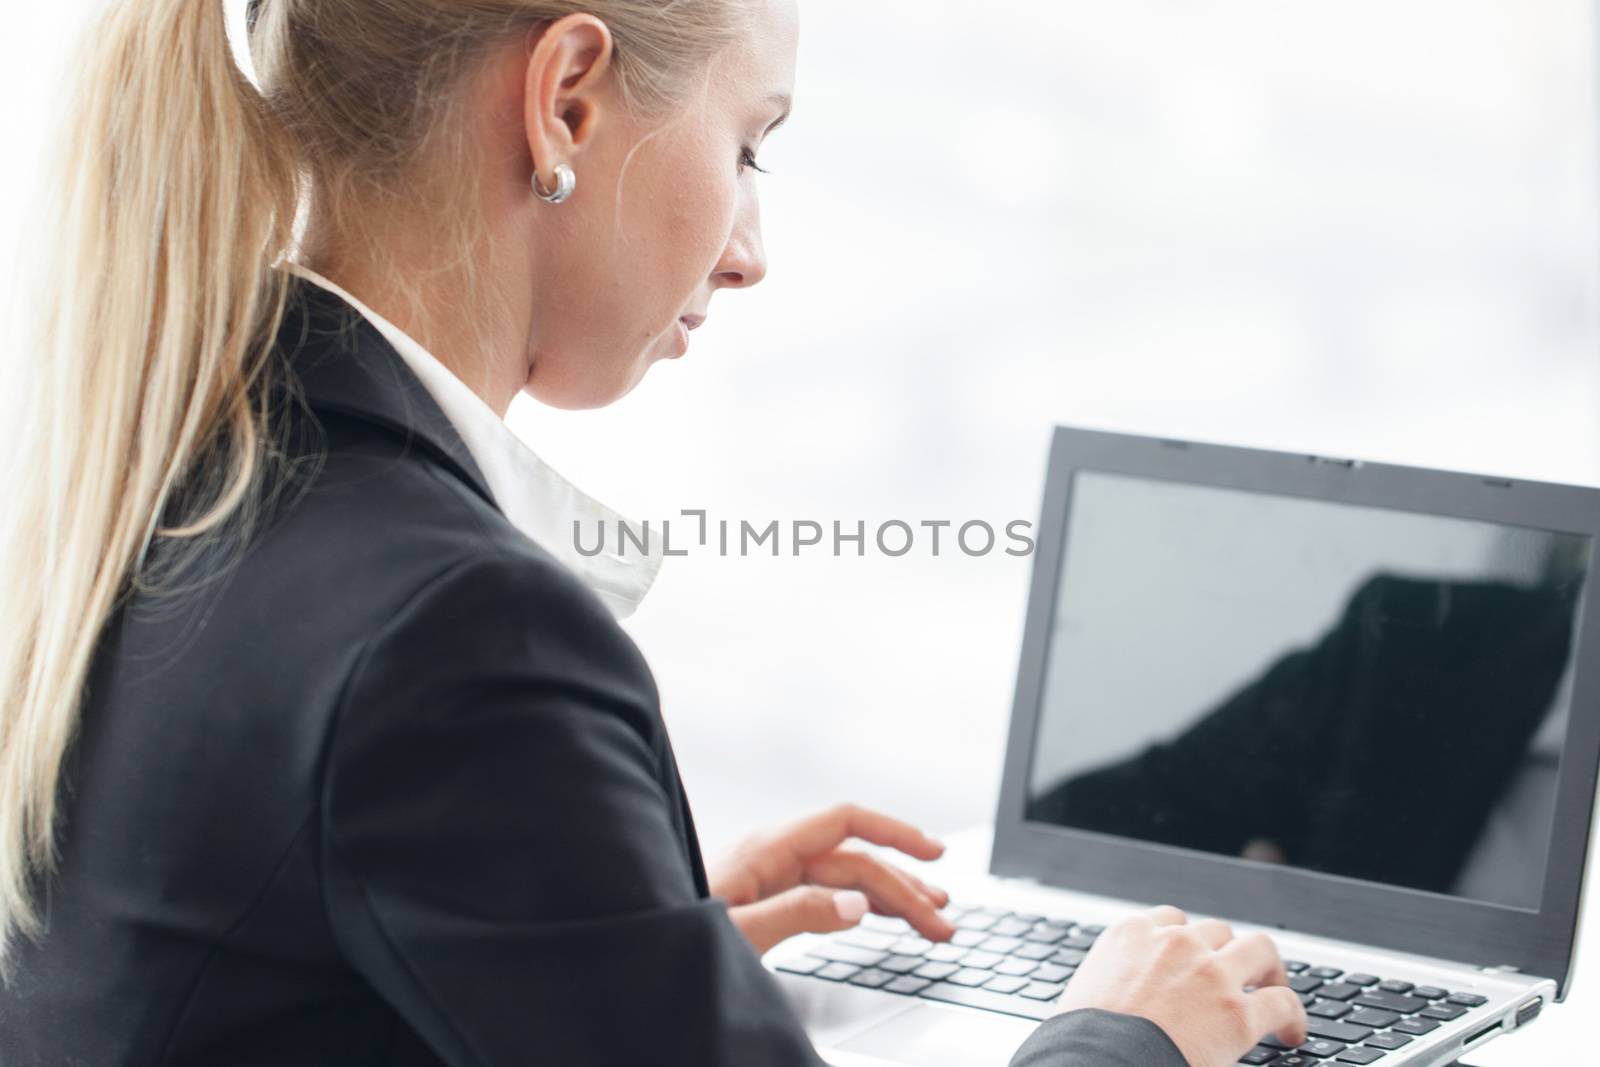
[711,195,768,290]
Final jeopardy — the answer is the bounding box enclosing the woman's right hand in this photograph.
[1052,905,1309,1067]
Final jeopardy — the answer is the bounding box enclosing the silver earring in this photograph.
[533,162,575,204]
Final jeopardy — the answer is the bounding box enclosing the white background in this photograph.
[4,2,1599,1062]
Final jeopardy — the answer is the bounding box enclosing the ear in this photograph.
[522,14,615,183]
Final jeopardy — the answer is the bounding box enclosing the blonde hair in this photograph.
[0,0,751,968]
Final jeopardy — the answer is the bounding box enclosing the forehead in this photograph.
[712,0,798,96]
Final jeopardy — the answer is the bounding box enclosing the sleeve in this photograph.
[318,552,827,1066]
[1008,1008,1191,1067]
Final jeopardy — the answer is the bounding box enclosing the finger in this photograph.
[1216,931,1290,990]
[727,887,870,957]
[808,850,955,941]
[1247,985,1309,1048]
[1145,904,1188,927]
[906,871,951,908]
[1187,918,1234,951]
[786,804,947,864]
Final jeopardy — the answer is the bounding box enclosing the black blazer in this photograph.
[0,275,1186,1067]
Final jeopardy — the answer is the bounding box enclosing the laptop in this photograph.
[766,426,1600,1067]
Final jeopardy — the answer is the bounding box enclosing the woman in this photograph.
[0,2,1307,1065]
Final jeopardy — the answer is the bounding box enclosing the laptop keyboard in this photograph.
[773,901,1492,1064]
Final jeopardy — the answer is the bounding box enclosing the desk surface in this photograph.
[893,826,1593,1065]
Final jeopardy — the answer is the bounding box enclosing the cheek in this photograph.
[652,149,739,295]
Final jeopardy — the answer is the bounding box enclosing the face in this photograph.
[516,0,799,409]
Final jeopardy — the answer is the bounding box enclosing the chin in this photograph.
[523,356,652,411]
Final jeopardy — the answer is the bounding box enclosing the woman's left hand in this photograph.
[708,802,956,957]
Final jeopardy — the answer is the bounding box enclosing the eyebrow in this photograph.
[764,92,793,135]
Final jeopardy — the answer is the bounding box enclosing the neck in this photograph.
[298,232,531,419]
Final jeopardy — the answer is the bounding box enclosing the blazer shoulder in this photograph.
[347,545,660,719]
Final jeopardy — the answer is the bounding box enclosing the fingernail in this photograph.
[927,835,946,850]
[834,890,869,923]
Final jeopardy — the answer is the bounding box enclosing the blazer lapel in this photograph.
[273,273,498,512]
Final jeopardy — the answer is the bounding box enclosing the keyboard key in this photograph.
[815,943,888,967]
[1316,982,1361,1002]
[1288,975,1324,994]
[960,951,1003,970]
[1284,960,1310,973]
[955,913,998,932]
[1078,923,1106,936]
[1308,1000,1352,1019]
[775,955,826,975]
[982,974,1029,994]
[950,929,988,948]
[980,936,1024,954]
[1376,979,1413,995]
[925,944,966,963]
[1305,1020,1374,1044]
[1299,1039,1347,1057]
[1018,981,1066,1001]
[1447,992,1488,1008]
[1051,947,1090,966]
[838,929,900,952]
[1309,967,1344,980]
[1353,991,1425,1015]
[1238,1048,1278,1064]
[918,982,1052,1021]
[1275,1057,1315,1067]
[1014,943,1058,961]
[1364,1032,1412,1050]
[1343,973,1380,988]
[884,975,932,995]
[891,937,933,956]
[994,957,1039,977]
[816,962,861,981]
[1023,926,1067,944]
[1411,986,1448,1001]
[990,918,1034,937]
[1012,913,1044,923]
[1389,1018,1439,1036]
[878,955,924,974]
[1259,1035,1296,1050]
[1031,963,1074,984]
[1346,1008,1400,1029]
[1334,1049,1385,1064]
[1057,934,1099,951]
[948,967,995,987]
[1420,1003,1466,1021]
[849,968,893,989]
[912,961,960,981]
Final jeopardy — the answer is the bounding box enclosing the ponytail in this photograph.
[0,0,299,964]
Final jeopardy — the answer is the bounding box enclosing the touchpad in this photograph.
[835,1004,1036,1066]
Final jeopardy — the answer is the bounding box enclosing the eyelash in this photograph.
[739,147,770,175]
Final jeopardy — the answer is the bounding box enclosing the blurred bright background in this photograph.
[3,2,1599,1057]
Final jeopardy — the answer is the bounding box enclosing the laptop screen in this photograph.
[1024,469,1592,911]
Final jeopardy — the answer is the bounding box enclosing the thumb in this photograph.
[729,887,871,956]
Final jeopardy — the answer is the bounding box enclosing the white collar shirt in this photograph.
[284,262,663,619]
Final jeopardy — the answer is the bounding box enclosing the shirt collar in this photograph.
[281,262,663,619]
